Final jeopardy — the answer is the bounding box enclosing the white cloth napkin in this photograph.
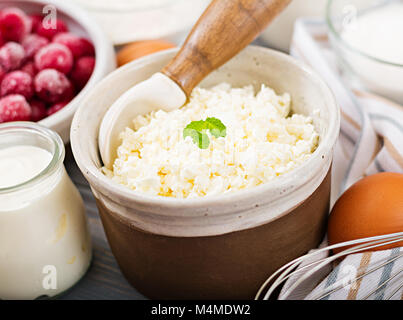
[278,18,403,300]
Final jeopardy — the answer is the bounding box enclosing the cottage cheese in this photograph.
[104,83,319,198]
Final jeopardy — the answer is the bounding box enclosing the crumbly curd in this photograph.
[104,83,319,198]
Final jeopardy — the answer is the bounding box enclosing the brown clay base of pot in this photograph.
[96,170,331,300]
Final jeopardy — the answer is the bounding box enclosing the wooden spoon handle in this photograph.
[161,0,291,97]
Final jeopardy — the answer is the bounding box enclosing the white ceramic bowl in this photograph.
[0,0,116,143]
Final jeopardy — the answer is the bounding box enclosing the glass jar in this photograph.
[327,0,403,104]
[0,122,92,300]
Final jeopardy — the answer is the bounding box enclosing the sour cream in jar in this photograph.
[0,122,92,300]
[338,1,403,103]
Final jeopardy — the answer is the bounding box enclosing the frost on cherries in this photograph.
[0,6,96,124]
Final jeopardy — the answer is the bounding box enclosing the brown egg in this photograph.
[328,172,403,253]
[117,40,176,67]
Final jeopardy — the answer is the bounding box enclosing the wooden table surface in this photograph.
[62,146,146,300]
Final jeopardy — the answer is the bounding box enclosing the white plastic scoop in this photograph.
[99,0,291,168]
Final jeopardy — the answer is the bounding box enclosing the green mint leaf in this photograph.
[199,132,210,149]
[205,117,226,138]
[184,120,205,132]
[183,117,226,149]
[183,128,210,149]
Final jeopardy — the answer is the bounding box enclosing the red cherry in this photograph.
[36,19,68,40]
[22,34,49,59]
[71,56,95,90]
[53,33,94,59]
[0,33,5,48]
[34,43,73,74]
[0,65,6,83]
[20,61,37,78]
[0,42,25,71]
[0,71,34,99]
[0,94,31,123]
[30,99,47,121]
[80,38,95,57]
[34,68,74,103]
[29,14,43,32]
[47,100,69,116]
[0,7,31,42]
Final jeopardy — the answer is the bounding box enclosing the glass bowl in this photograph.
[72,0,210,45]
[327,0,403,104]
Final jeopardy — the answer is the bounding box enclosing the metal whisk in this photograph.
[256,232,403,300]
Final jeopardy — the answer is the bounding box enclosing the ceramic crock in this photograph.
[71,46,340,299]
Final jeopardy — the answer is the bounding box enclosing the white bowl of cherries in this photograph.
[0,0,115,143]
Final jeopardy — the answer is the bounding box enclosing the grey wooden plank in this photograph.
[62,145,146,300]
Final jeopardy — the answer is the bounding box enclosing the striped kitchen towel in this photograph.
[277,244,403,300]
[304,248,403,300]
[277,18,403,300]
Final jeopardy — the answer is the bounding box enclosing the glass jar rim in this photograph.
[0,122,65,194]
[326,0,403,68]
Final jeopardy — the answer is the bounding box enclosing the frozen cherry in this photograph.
[71,56,95,90]
[36,19,68,40]
[53,33,94,59]
[0,66,6,83]
[0,33,5,48]
[0,42,25,71]
[34,69,74,103]
[30,99,47,121]
[0,7,31,42]
[47,100,69,116]
[20,61,37,77]
[80,38,95,57]
[1,71,34,99]
[34,43,73,74]
[29,14,43,32]
[0,94,31,123]
[22,34,49,59]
